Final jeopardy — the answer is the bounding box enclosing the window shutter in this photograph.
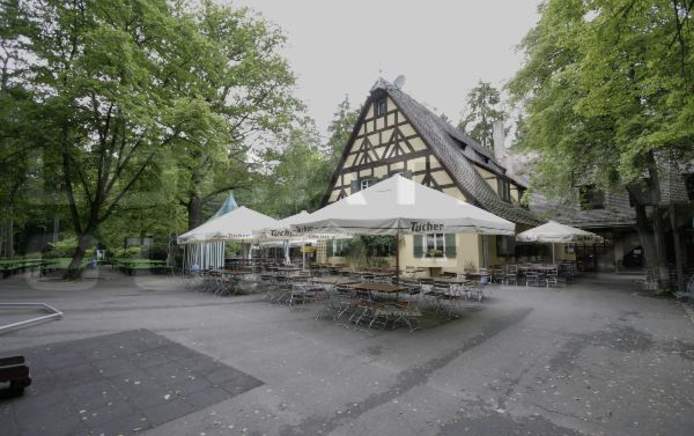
[413,234,423,258]
[350,180,360,194]
[445,234,456,257]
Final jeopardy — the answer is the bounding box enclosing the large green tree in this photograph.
[3,0,298,277]
[246,117,329,217]
[509,0,694,290]
[459,80,505,149]
[174,1,299,230]
[0,5,47,257]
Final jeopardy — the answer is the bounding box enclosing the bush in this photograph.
[147,242,169,260]
[111,246,142,259]
[45,237,78,258]
[346,238,368,270]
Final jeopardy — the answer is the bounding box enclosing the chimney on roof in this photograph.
[493,119,506,165]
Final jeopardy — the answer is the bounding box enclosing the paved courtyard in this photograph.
[1,270,693,435]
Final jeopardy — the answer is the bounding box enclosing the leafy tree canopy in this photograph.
[508,0,694,196]
[459,80,505,149]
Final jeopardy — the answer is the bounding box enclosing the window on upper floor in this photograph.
[497,178,511,203]
[350,177,377,194]
[579,185,605,210]
[374,98,387,117]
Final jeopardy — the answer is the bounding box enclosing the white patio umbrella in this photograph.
[178,206,278,243]
[290,174,515,277]
[259,210,342,266]
[516,220,604,263]
[178,206,278,271]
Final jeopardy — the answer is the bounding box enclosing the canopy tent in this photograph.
[516,220,604,263]
[290,174,515,236]
[290,174,515,277]
[261,210,313,240]
[259,238,318,265]
[178,206,278,271]
[211,192,239,219]
[178,206,277,244]
[259,210,342,265]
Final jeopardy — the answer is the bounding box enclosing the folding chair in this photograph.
[525,271,541,287]
[504,265,518,286]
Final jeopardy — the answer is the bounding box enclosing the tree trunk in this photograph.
[670,204,685,293]
[7,214,13,258]
[651,207,670,292]
[188,195,203,230]
[632,199,658,281]
[638,152,672,293]
[64,226,95,279]
[52,215,60,242]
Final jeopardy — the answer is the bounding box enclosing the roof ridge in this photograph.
[385,85,500,164]
[382,84,540,226]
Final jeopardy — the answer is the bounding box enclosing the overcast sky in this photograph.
[232,0,543,137]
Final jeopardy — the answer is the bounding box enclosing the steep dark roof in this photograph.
[529,191,636,229]
[377,80,541,226]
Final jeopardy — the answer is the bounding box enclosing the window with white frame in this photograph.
[425,233,445,258]
[375,98,387,117]
[413,233,456,258]
[360,178,373,190]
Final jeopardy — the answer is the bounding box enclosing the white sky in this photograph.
[231,0,542,137]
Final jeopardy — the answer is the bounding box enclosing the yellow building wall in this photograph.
[397,232,485,276]
[398,235,457,274]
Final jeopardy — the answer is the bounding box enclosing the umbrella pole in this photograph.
[395,229,400,283]
[552,243,556,264]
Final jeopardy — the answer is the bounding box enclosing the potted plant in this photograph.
[426,248,444,258]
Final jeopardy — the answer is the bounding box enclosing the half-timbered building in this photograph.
[318,79,541,274]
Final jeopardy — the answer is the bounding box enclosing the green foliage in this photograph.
[345,237,368,270]
[111,246,142,259]
[46,237,78,258]
[459,81,505,149]
[508,0,694,196]
[243,117,330,218]
[173,0,299,229]
[360,235,395,257]
[0,0,299,274]
[45,236,93,258]
[325,95,360,166]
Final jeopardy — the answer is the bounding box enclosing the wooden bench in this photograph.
[0,355,32,397]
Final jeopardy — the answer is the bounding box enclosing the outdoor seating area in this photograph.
[485,262,577,287]
[171,176,594,332]
[177,260,498,333]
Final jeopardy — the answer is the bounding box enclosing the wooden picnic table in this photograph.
[517,265,558,272]
[359,270,395,277]
[309,276,359,286]
[222,270,256,277]
[432,277,471,285]
[344,282,408,294]
[275,266,302,272]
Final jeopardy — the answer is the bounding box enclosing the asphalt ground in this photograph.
[1,270,693,435]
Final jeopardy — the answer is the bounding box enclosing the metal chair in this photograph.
[525,271,541,287]
[504,265,518,286]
